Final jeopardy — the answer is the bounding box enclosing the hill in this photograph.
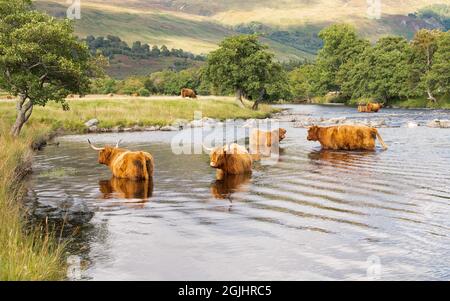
[33,0,449,77]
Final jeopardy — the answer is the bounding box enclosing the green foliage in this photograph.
[314,24,370,95]
[0,7,96,104]
[427,32,450,95]
[416,4,450,31]
[340,36,413,101]
[203,34,285,104]
[90,77,118,94]
[138,87,150,96]
[83,35,205,61]
[289,64,317,101]
[287,24,450,106]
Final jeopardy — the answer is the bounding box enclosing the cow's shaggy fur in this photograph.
[207,143,252,180]
[181,88,197,99]
[97,146,154,180]
[307,125,388,150]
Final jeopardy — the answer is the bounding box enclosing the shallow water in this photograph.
[29,105,450,280]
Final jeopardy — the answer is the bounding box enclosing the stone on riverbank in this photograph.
[84,119,99,127]
[427,119,450,128]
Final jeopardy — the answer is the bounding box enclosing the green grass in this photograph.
[0,122,66,280]
[389,97,450,109]
[0,97,279,134]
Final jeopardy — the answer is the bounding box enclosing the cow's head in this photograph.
[278,128,287,141]
[204,144,228,169]
[307,126,320,141]
[88,139,122,165]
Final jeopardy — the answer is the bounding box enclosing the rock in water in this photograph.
[427,119,450,128]
[25,196,94,227]
[406,122,418,128]
[84,118,99,127]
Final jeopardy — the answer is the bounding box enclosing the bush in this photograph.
[138,88,150,96]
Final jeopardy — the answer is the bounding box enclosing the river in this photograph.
[27,104,450,280]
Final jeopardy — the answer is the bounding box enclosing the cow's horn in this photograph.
[202,143,213,152]
[88,139,104,151]
[115,139,122,148]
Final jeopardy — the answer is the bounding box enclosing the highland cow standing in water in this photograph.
[181,88,197,99]
[307,125,388,151]
[88,140,154,180]
[204,143,252,180]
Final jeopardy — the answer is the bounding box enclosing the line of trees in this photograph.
[84,35,206,61]
[289,24,450,103]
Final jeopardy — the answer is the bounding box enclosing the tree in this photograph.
[314,24,369,94]
[203,34,277,108]
[289,64,317,101]
[160,45,170,56]
[151,45,160,57]
[426,32,450,96]
[340,36,413,102]
[0,0,103,136]
[411,29,444,102]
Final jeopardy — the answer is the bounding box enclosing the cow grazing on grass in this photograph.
[181,88,197,99]
[204,143,252,180]
[88,140,154,180]
[307,125,388,151]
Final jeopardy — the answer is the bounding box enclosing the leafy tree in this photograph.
[314,24,369,94]
[411,29,444,101]
[0,0,103,136]
[203,34,278,108]
[151,45,160,57]
[427,32,450,96]
[289,64,317,101]
[160,45,170,56]
[340,36,413,102]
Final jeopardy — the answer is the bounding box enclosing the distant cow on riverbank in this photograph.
[204,143,252,180]
[181,88,197,99]
[307,125,388,151]
[88,140,154,180]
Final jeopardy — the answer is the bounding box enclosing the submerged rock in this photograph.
[25,196,94,227]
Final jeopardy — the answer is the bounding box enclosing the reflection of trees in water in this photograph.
[99,177,154,208]
[210,173,252,200]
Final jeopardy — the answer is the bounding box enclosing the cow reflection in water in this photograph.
[308,150,376,168]
[210,174,252,200]
[99,177,154,208]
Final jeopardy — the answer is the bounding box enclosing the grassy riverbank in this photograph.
[0,122,66,280]
[0,97,279,133]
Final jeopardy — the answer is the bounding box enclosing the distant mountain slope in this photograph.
[34,0,449,61]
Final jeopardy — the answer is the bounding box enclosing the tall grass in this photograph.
[0,122,66,280]
[0,97,279,133]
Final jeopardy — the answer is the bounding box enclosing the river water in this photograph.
[28,104,450,280]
